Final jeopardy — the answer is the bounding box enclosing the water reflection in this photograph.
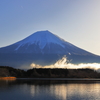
[50,84,67,100]
[50,83,100,100]
[0,79,100,100]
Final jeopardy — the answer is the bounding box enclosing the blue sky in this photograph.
[0,0,100,55]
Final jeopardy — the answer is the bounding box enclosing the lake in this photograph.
[0,78,100,100]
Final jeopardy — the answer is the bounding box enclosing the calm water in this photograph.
[0,78,100,100]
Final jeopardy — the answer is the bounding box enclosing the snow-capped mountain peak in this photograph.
[0,30,99,68]
[15,30,65,50]
[0,30,95,55]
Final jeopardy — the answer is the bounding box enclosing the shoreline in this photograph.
[14,77,100,81]
[0,77,16,80]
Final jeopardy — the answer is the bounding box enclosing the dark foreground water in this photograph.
[0,78,100,100]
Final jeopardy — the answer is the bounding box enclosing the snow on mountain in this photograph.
[15,30,65,50]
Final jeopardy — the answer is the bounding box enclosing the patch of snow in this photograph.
[15,44,22,51]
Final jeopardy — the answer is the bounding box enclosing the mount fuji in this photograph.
[0,30,100,68]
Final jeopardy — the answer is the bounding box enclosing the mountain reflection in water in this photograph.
[0,79,100,100]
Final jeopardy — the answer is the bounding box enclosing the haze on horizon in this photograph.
[0,0,100,55]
